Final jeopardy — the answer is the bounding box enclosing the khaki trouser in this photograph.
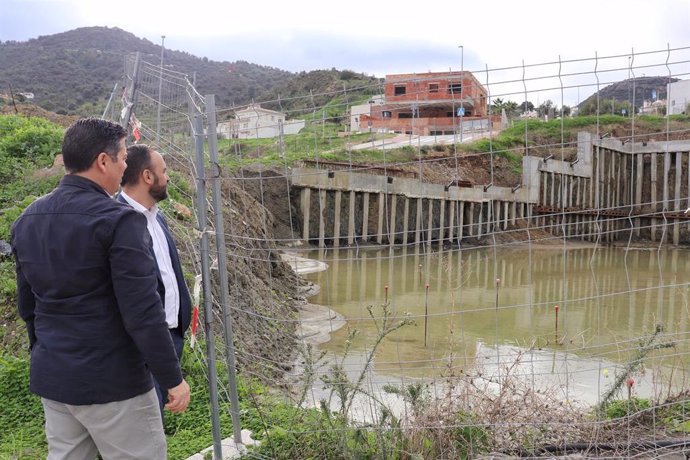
[42,388,165,460]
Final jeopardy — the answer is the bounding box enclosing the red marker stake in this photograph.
[626,377,635,401]
[554,304,560,343]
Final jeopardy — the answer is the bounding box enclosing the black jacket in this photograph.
[11,175,182,405]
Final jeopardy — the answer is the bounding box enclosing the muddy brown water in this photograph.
[302,244,690,407]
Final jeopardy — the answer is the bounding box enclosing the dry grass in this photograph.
[393,351,690,458]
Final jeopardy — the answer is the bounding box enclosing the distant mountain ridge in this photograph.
[0,27,297,115]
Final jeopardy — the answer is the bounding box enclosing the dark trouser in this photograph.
[153,328,184,422]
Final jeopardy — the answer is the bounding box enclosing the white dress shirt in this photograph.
[121,191,180,328]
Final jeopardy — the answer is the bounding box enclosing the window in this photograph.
[394,85,406,96]
[449,82,462,94]
[429,83,439,93]
[382,111,392,118]
[398,112,413,119]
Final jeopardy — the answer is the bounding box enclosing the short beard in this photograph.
[149,173,168,203]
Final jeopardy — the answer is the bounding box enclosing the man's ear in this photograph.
[142,169,153,185]
[96,152,109,173]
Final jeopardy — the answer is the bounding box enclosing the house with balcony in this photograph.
[355,71,492,136]
[217,103,305,139]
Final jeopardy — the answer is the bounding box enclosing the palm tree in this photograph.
[491,98,520,117]
[490,97,505,114]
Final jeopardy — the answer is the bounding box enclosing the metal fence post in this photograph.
[101,82,119,120]
[120,52,141,139]
[205,95,243,444]
[193,113,224,459]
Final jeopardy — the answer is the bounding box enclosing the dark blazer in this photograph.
[116,193,192,336]
[11,175,182,405]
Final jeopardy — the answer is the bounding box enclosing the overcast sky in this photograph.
[1,0,689,106]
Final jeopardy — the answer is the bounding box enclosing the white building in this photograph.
[667,80,690,115]
[349,95,384,132]
[217,104,305,139]
[639,99,667,115]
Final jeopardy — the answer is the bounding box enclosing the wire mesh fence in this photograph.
[110,45,690,458]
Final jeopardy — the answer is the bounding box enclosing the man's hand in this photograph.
[165,379,190,413]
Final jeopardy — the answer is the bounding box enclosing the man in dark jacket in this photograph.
[11,118,190,460]
[118,144,192,419]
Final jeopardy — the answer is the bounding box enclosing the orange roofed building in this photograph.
[356,71,493,136]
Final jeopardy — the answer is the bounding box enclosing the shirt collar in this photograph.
[120,190,158,217]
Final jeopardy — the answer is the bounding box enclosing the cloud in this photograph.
[1,0,688,107]
[179,32,465,77]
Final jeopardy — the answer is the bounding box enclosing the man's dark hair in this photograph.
[62,118,127,173]
[121,144,153,186]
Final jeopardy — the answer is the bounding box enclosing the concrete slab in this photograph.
[184,429,259,460]
[280,251,328,274]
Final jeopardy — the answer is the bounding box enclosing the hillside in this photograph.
[259,69,381,116]
[0,96,79,127]
[0,27,384,120]
[579,76,678,110]
[0,27,295,115]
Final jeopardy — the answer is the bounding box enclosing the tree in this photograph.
[537,100,555,118]
[578,99,633,116]
[504,100,519,117]
[490,98,520,117]
[519,101,535,113]
[490,97,505,114]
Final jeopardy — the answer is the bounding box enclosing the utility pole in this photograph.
[156,35,165,147]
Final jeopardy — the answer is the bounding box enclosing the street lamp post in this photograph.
[156,35,165,146]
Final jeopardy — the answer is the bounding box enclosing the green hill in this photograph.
[0,27,382,119]
[578,76,678,112]
[0,26,295,115]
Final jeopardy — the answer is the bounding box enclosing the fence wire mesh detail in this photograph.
[115,46,690,459]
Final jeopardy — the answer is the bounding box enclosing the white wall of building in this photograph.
[667,80,690,115]
[283,119,306,135]
[349,95,384,132]
[216,104,305,139]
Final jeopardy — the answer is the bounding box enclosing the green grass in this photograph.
[216,113,685,172]
[0,347,240,460]
[0,355,46,460]
[604,397,652,419]
[0,346,397,460]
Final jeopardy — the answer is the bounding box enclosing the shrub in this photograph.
[0,115,63,163]
[605,397,651,419]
